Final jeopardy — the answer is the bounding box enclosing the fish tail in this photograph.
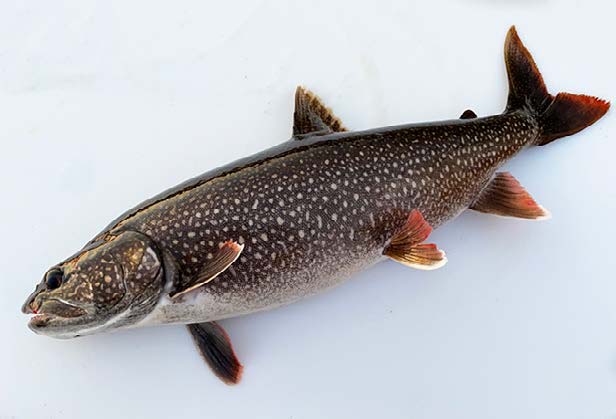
[504,26,610,146]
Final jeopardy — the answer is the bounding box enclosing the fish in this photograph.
[22,26,609,385]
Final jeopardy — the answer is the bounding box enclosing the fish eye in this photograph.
[45,269,64,289]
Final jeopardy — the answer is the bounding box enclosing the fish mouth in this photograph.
[27,300,88,332]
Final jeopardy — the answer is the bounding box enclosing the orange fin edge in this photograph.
[471,172,550,220]
[170,240,244,299]
[384,210,447,270]
[187,322,243,385]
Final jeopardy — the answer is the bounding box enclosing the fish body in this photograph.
[123,112,537,326]
[22,27,609,384]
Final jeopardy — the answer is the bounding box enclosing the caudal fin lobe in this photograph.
[504,26,610,145]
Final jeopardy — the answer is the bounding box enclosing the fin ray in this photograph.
[384,210,447,270]
[293,86,347,138]
[170,240,243,299]
[471,172,550,220]
[504,26,609,145]
[187,322,243,385]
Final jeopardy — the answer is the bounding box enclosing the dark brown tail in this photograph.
[504,26,610,145]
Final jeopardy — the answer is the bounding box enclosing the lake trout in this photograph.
[22,27,609,384]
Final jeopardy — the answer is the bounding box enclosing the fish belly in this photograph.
[140,248,386,326]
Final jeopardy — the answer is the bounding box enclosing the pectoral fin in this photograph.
[384,209,447,270]
[170,240,244,299]
[470,172,550,220]
[293,86,347,138]
[187,322,243,385]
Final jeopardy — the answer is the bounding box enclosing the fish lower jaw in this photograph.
[28,313,55,329]
[27,314,77,339]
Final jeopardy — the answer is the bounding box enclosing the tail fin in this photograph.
[504,26,609,145]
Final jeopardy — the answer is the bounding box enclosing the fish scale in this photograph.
[22,27,609,385]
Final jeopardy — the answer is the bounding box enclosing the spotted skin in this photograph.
[103,111,538,326]
[23,26,609,349]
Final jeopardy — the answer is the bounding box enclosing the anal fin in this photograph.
[187,322,243,385]
[471,172,550,220]
[384,210,447,270]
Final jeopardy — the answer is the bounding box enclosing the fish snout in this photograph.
[22,280,48,314]
[21,295,40,314]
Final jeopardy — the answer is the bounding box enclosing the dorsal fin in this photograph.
[470,172,550,220]
[460,109,477,119]
[293,86,347,138]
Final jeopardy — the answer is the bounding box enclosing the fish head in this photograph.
[22,230,165,338]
